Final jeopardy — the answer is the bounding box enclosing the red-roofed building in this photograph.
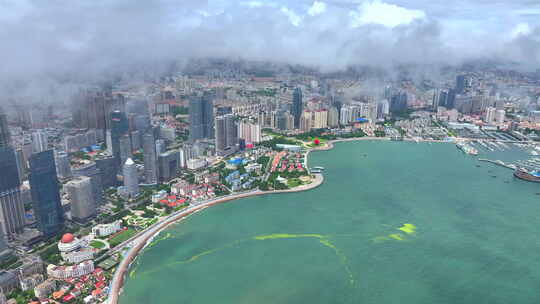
[63,294,75,302]
[93,268,103,276]
[92,288,102,297]
[95,281,105,289]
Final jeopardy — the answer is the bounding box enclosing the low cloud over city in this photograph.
[1,0,540,87]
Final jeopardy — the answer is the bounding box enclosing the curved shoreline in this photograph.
[108,137,446,303]
[108,171,324,303]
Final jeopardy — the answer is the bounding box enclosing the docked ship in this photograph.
[456,143,479,156]
[514,169,540,183]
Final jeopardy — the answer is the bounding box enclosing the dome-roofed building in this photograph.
[58,233,82,253]
[61,233,74,243]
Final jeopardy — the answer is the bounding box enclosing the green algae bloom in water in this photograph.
[120,141,540,304]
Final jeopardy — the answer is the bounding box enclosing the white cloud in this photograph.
[240,1,264,8]
[511,22,531,38]
[280,6,302,26]
[350,0,426,28]
[308,1,327,16]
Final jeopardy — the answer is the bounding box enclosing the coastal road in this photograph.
[106,174,324,304]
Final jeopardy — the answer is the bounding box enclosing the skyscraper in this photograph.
[0,111,25,240]
[119,134,132,166]
[189,92,214,142]
[0,109,12,148]
[0,147,25,240]
[72,88,126,140]
[215,114,237,154]
[108,111,129,169]
[328,107,339,127]
[122,158,139,198]
[390,91,408,113]
[142,132,158,184]
[238,121,262,143]
[31,131,48,154]
[72,162,103,205]
[215,117,226,152]
[484,107,496,124]
[65,177,96,223]
[377,100,390,119]
[292,87,303,129]
[155,139,166,155]
[54,151,72,179]
[29,150,65,237]
[0,226,11,261]
[456,75,466,94]
[158,151,179,183]
[95,156,118,189]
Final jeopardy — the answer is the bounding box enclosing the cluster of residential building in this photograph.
[270,151,305,173]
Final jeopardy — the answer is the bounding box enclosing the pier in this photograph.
[478,159,516,170]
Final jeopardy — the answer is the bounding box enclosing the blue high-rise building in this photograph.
[390,91,408,113]
[29,150,65,237]
[189,91,214,142]
[292,87,303,129]
[108,111,129,168]
[0,109,25,240]
[456,75,466,94]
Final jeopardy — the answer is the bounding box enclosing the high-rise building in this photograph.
[0,226,12,261]
[340,106,352,125]
[0,147,25,240]
[29,150,65,237]
[446,89,456,109]
[0,113,24,240]
[14,148,25,183]
[215,114,237,154]
[495,109,506,124]
[72,162,103,205]
[158,151,179,183]
[292,87,303,129]
[95,156,117,189]
[0,109,11,148]
[142,132,158,184]
[214,117,226,152]
[134,115,151,133]
[189,92,214,142]
[484,107,496,124]
[377,100,390,119]
[390,91,408,113]
[72,89,126,140]
[119,135,132,166]
[122,158,139,198]
[108,111,129,169]
[155,139,166,155]
[31,131,48,154]
[328,107,339,127]
[238,121,262,143]
[312,110,328,129]
[65,177,96,223]
[130,131,141,151]
[54,152,72,179]
[300,111,313,132]
[456,75,466,94]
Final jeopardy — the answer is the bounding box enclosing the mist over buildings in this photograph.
[1,0,540,98]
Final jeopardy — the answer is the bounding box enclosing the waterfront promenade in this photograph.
[107,172,323,304]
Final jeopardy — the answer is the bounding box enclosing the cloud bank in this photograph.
[0,0,539,95]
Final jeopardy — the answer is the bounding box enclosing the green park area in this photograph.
[109,228,136,247]
[90,239,107,249]
[287,178,303,188]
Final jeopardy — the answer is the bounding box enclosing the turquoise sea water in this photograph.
[120,141,540,304]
